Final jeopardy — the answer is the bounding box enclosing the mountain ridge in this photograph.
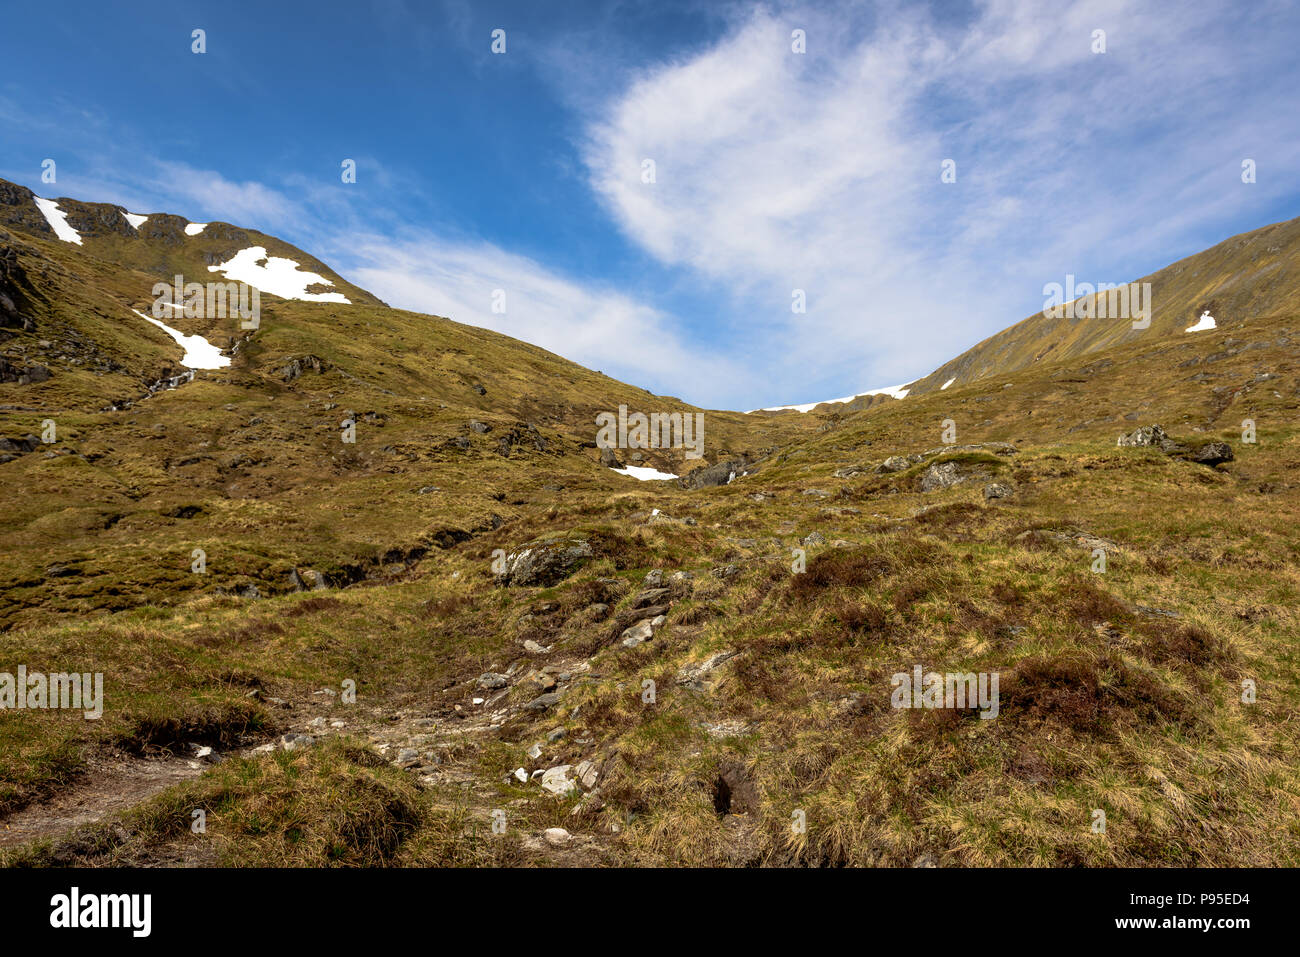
[1,175,1297,869]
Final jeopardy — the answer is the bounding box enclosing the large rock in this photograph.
[495,537,592,587]
[1118,424,1167,447]
[574,760,599,789]
[281,354,328,383]
[679,459,747,489]
[876,455,911,473]
[1191,441,1234,466]
[0,357,50,384]
[540,765,577,797]
[544,826,571,846]
[920,461,979,492]
[620,619,655,648]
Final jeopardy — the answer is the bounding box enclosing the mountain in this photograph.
[0,176,813,628]
[1,178,1297,869]
[0,179,384,307]
[904,214,1300,396]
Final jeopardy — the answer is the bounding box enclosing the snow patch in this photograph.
[208,246,351,304]
[940,377,956,390]
[184,223,208,236]
[751,382,913,413]
[1185,311,1217,333]
[131,309,231,370]
[611,465,680,481]
[123,211,148,230]
[32,197,83,245]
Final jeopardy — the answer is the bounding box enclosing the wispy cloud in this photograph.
[338,231,746,407]
[3,1,1297,412]
[580,0,1300,405]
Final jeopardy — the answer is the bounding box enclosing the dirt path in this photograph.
[0,754,201,849]
[0,652,616,863]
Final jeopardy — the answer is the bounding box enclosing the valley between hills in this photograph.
[1,177,1297,866]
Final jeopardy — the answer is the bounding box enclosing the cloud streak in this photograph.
[580,0,1300,406]
[338,232,747,408]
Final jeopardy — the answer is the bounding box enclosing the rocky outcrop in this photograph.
[1119,425,1235,467]
[920,460,988,492]
[1118,424,1174,449]
[0,433,41,464]
[0,356,50,384]
[1191,441,1234,466]
[281,354,329,382]
[876,455,912,473]
[495,537,593,587]
[0,184,50,236]
[679,458,748,489]
[0,239,35,332]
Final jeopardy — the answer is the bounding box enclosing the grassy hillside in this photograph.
[906,213,1300,396]
[0,177,383,307]
[1,181,1297,867]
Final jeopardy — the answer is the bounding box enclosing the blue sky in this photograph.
[2,0,1298,410]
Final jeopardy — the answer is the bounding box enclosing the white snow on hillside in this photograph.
[208,246,352,304]
[612,465,679,481]
[122,211,148,229]
[751,382,912,413]
[940,377,956,390]
[32,197,83,245]
[184,223,208,236]
[131,309,231,369]
[1185,310,1217,332]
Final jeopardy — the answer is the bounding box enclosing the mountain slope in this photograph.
[1,181,1297,869]
[905,214,1300,396]
[0,178,814,630]
[0,178,384,308]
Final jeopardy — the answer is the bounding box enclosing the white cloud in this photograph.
[152,161,300,227]
[580,0,1300,405]
[342,233,745,407]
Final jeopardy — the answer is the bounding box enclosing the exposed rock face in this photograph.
[680,458,747,489]
[495,423,552,457]
[495,537,593,587]
[540,765,577,797]
[676,650,739,691]
[1119,426,1234,466]
[920,460,983,492]
[833,465,869,478]
[619,619,655,647]
[0,183,49,236]
[1118,424,1168,447]
[288,567,329,591]
[983,482,1014,500]
[877,455,911,473]
[1192,441,1234,466]
[921,442,1019,458]
[0,434,41,464]
[0,239,35,331]
[282,355,328,382]
[0,356,50,384]
[60,199,138,239]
